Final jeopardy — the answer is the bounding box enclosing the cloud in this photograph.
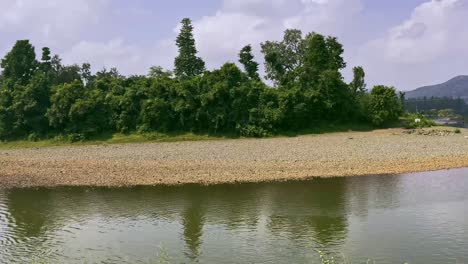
[358,0,468,89]
[0,0,109,46]
[190,0,364,72]
[62,39,142,73]
[2,0,467,91]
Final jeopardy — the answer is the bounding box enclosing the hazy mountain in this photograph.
[406,75,468,101]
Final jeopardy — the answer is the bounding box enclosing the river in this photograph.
[0,168,467,263]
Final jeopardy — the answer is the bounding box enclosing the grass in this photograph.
[0,132,236,150]
[0,123,380,150]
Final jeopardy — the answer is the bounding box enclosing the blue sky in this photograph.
[1,0,467,90]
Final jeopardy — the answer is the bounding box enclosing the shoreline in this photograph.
[1,128,467,188]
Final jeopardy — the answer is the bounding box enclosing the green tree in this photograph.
[148,66,173,79]
[174,18,205,80]
[349,66,366,95]
[1,40,38,85]
[80,63,93,85]
[300,33,330,87]
[47,81,111,136]
[239,45,260,80]
[300,34,346,88]
[197,63,243,132]
[367,85,404,126]
[139,98,174,132]
[325,36,346,71]
[0,41,51,138]
[40,47,52,73]
[261,29,305,87]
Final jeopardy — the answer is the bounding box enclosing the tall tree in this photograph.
[349,66,366,95]
[300,33,330,86]
[1,40,38,85]
[174,18,205,80]
[40,47,52,73]
[325,36,346,71]
[368,85,404,126]
[261,29,305,87]
[239,45,259,80]
[80,63,93,85]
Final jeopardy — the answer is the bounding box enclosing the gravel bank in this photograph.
[1,128,468,188]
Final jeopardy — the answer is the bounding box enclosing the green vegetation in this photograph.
[401,113,436,129]
[405,97,468,115]
[0,18,405,143]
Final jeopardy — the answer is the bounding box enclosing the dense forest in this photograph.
[0,18,404,141]
[405,97,468,115]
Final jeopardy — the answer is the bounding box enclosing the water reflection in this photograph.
[0,168,467,263]
[181,187,206,260]
[266,179,349,248]
[7,189,55,238]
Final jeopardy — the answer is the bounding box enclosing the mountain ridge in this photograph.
[406,75,468,101]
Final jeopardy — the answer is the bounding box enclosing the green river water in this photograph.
[0,168,467,263]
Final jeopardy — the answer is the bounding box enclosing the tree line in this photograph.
[405,97,468,115]
[0,18,404,141]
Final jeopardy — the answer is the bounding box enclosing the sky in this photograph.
[1,0,467,91]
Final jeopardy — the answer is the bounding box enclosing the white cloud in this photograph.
[284,0,364,35]
[1,0,467,90]
[62,38,178,76]
[358,0,468,89]
[0,0,108,46]
[63,39,142,74]
[190,0,364,72]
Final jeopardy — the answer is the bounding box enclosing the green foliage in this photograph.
[261,29,305,87]
[367,85,404,126]
[0,22,405,142]
[47,81,111,137]
[174,18,205,80]
[1,40,38,85]
[148,66,173,79]
[40,47,52,73]
[349,66,366,96]
[239,45,260,80]
[401,114,435,129]
[405,97,468,115]
[0,72,51,138]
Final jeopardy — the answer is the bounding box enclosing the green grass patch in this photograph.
[0,123,380,150]
[0,132,238,150]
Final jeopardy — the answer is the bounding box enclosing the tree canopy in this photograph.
[0,20,405,141]
[174,18,206,80]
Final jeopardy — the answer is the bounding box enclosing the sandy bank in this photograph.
[1,128,467,188]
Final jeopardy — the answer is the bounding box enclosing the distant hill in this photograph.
[406,75,468,102]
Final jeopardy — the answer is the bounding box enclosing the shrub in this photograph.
[67,133,86,143]
[27,133,40,142]
[367,85,404,126]
[402,114,435,129]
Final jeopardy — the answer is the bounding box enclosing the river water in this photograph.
[0,168,467,263]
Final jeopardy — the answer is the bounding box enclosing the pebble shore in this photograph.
[1,128,467,188]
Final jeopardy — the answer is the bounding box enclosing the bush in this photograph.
[454,128,461,134]
[237,125,271,137]
[67,133,86,143]
[27,133,40,142]
[402,114,435,129]
[367,85,404,126]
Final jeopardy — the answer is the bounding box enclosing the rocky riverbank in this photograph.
[1,128,467,188]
